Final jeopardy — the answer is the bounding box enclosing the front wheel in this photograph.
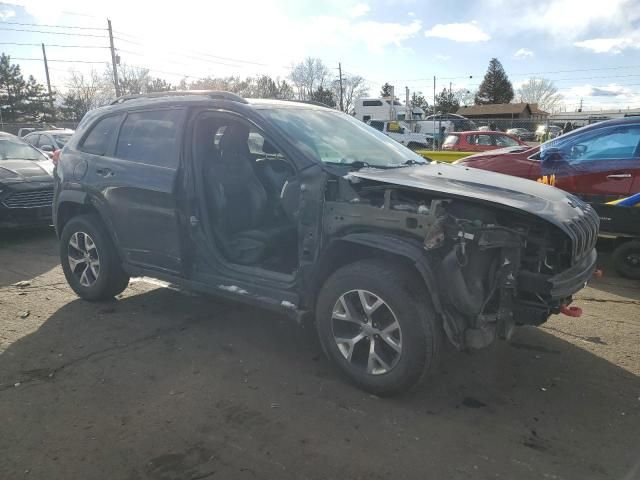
[315,260,441,395]
[60,214,130,301]
[612,240,640,280]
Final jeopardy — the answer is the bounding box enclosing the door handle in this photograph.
[95,167,113,177]
[606,173,631,179]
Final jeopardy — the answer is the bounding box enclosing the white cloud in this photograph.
[506,0,640,42]
[435,54,451,61]
[513,48,533,59]
[348,3,370,18]
[424,21,490,42]
[574,37,638,53]
[0,7,16,20]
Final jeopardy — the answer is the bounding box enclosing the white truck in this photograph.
[354,97,424,123]
[368,120,434,150]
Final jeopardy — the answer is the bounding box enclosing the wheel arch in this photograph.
[306,232,444,315]
[55,191,124,262]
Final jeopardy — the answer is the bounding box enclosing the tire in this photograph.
[407,142,425,151]
[612,240,640,280]
[315,259,441,395]
[60,214,130,301]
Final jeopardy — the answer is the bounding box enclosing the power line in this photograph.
[0,27,107,38]
[0,21,106,31]
[9,57,107,64]
[0,42,109,49]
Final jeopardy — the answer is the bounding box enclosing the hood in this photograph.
[0,159,54,183]
[350,163,591,233]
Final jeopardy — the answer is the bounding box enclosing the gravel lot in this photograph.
[1,229,638,480]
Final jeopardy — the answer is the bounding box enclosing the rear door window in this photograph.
[495,135,520,147]
[115,109,184,168]
[25,134,39,146]
[81,115,123,156]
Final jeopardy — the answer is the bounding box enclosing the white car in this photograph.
[368,120,434,150]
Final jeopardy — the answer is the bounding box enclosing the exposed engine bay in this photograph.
[323,175,598,350]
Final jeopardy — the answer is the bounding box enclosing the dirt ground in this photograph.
[1,229,638,480]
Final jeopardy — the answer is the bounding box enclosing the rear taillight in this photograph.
[52,149,61,166]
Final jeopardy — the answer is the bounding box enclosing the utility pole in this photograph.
[578,98,583,112]
[433,76,437,145]
[41,43,54,116]
[338,62,344,112]
[449,81,452,95]
[107,19,121,97]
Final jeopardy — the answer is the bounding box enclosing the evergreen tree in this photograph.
[434,88,460,114]
[310,86,336,107]
[410,92,430,114]
[380,82,393,97]
[475,58,514,104]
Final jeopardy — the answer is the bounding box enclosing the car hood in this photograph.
[0,159,54,183]
[350,163,590,231]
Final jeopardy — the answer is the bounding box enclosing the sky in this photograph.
[1,0,640,112]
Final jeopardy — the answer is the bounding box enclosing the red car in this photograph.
[454,118,640,204]
[442,130,527,152]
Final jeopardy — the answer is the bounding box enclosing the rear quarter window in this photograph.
[80,115,123,156]
[443,135,459,146]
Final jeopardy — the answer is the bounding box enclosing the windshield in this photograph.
[0,137,45,161]
[258,107,427,168]
[53,134,72,146]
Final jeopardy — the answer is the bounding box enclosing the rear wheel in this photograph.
[60,214,130,300]
[407,142,426,151]
[612,240,640,280]
[315,260,441,395]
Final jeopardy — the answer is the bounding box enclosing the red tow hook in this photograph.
[561,305,583,317]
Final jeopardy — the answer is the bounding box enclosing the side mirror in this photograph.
[40,144,54,152]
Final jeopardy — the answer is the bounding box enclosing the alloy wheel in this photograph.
[67,231,101,287]
[331,289,402,375]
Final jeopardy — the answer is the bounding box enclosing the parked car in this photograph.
[506,127,535,141]
[442,131,527,152]
[24,129,74,158]
[368,120,434,149]
[535,124,562,141]
[455,117,640,278]
[0,132,54,228]
[424,113,476,131]
[54,91,598,395]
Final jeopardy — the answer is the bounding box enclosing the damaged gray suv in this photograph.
[53,91,599,395]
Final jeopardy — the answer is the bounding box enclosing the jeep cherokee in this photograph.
[53,91,599,395]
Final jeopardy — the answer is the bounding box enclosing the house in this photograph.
[456,103,549,129]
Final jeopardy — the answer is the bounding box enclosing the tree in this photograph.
[434,88,460,114]
[60,69,111,122]
[0,53,53,122]
[453,88,475,107]
[332,74,368,113]
[148,77,174,93]
[310,86,336,107]
[517,77,563,112]
[274,79,295,100]
[21,75,55,121]
[410,92,430,114]
[289,57,330,101]
[380,82,393,97]
[475,58,514,104]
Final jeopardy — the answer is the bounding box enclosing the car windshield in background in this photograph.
[53,134,72,146]
[0,138,44,161]
[258,107,427,168]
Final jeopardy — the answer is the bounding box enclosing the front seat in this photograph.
[204,122,292,265]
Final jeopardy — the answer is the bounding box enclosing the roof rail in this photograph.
[109,90,248,105]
